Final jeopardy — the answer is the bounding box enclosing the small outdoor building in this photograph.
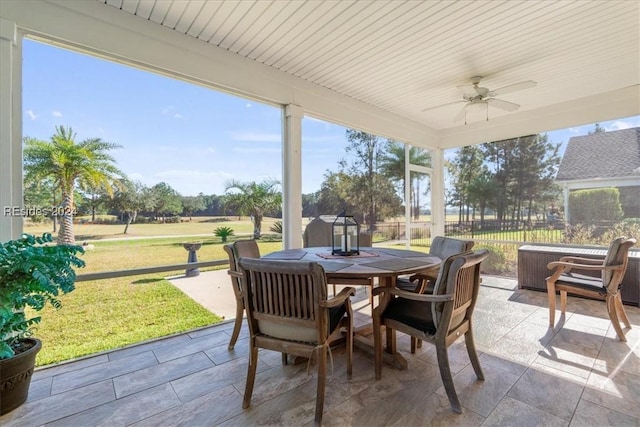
[556,127,640,221]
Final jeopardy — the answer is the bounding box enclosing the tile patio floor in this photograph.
[2,276,639,426]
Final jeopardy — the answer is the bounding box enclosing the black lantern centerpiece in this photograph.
[332,210,360,256]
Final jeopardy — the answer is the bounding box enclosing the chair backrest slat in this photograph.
[239,258,329,343]
[224,239,261,301]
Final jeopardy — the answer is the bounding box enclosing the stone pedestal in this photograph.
[183,242,202,277]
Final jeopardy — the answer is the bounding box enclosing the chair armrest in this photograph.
[558,256,604,264]
[321,287,356,308]
[547,261,622,272]
[372,285,453,302]
[408,266,439,282]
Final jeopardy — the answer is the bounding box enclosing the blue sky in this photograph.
[22,39,639,197]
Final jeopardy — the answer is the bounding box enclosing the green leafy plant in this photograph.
[0,233,85,359]
[269,220,283,234]
[213,226,235,243]
[474,243,508,275]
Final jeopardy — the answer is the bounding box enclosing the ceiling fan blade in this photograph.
[488,98,520,112]
[490,80,536,96]
[452,105,467,122]
[421,100,465,112]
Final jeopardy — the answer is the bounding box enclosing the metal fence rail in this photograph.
[371,219,633,276]
[76,259,228,282]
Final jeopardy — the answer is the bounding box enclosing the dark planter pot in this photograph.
[0,338,41,415]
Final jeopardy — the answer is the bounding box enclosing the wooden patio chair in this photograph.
[395,236,475,352]
[546,236,636,341]
[223,239,260,350]
[373,249,489,413]
[238,257,355,426]
[396,236,475,294]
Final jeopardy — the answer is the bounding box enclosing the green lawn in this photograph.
[30,274,222,366]
[24,216,291,241]
[30,236,284,366]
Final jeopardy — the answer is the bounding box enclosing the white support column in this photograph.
[0,18,22,242]
[282,104,303,249]
[404,144,411,248]
[563,184,570,223]
[430,148,445,237]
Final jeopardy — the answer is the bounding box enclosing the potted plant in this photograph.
[0,233,85,415]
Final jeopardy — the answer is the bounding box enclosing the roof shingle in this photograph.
[556,127,640,181]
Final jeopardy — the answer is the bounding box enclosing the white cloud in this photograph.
[174,113,184,119]
[230,131,281,143]
[606,120,634,131]
[246,103,252,108]
[25,110,37,120]
[206,147,216,154]
[161,106,174,115]
[51,111,63,117]
[127,172,144,181]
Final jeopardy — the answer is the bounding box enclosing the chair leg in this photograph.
[333,284,337,297]
[373,316,383,380]
[436,344,462,414]
[560,290,567,314]
[346,318,353,379]
[281,353,288,365]
[228,303,244,350]
[243,345,259,409]
[607,294,627,342]
[464,329,484,381]
[409,337,423,353]
[615,293,632,328]
[546,279,556,327]
[386,326,396,355]
[314,344,328,426]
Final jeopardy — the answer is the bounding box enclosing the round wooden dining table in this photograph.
[262,246,442,369]
[262,246,441,287]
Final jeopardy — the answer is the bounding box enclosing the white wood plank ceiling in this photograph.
[99,0,639,132]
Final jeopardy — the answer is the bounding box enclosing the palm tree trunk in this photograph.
[58,192,75,245]
[253,213,262,239]
[123,213,132,234]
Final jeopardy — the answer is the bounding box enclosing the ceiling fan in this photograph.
[422,76,537,124]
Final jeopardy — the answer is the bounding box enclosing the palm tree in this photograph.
[224,179,281,239]
[23,126,123,244]
[379,141,431,219]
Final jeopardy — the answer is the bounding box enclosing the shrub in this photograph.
[165,216,181,223]
[214,226,235,243]
[474,243,508,275]
[569,188,623,223]
[562,219,639,246]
